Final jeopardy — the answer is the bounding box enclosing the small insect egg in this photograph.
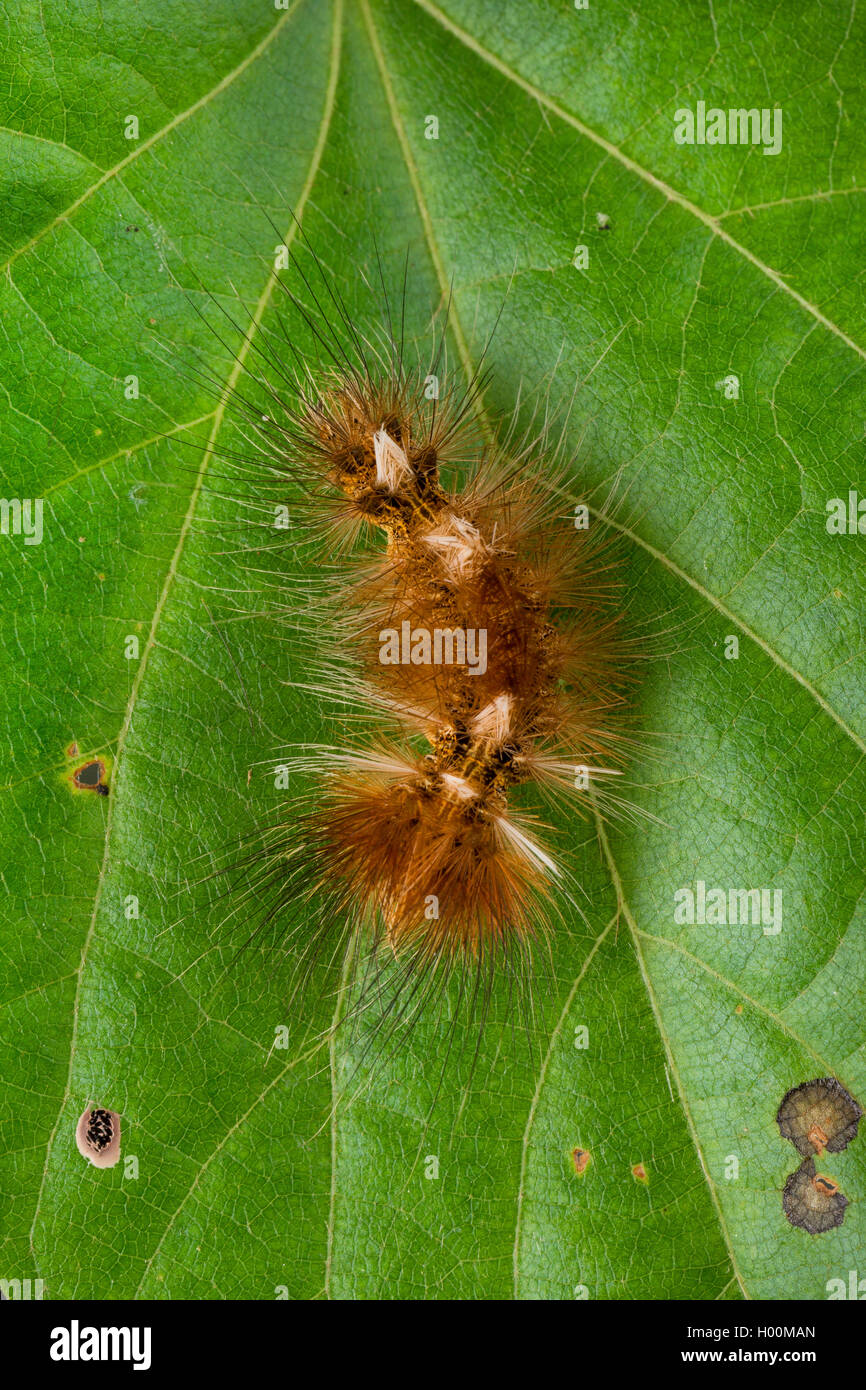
[75,1105,121,1168]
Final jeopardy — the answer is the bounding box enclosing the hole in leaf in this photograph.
[75,1106,121,1169]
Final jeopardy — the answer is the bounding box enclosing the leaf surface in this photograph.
[1,0,864,1300]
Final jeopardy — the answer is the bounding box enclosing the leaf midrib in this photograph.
[593,811,749,1298]
[511,913,617,1298]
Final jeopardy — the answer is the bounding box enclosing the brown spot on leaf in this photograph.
[66,742,78,758]
[735,1004,743,1015]
[72,759,109,796]
[782,1159,848,1235]
[632,1162,648,1182]
[75,1106,121,1169]
[571,1147,590,1175]
[777,1077,862,1157]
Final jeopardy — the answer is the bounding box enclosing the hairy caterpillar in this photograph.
[181,238,645,1044]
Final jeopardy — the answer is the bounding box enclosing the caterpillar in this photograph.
[196,243,643,1039]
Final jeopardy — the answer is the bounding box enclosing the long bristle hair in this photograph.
[173,229,645,1067]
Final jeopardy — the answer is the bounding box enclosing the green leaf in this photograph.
[2,0,864,1300]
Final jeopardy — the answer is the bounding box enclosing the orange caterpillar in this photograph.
[250,345,636,991]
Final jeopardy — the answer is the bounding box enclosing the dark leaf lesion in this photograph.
[782,1159,848,1235]
[776,1078,862,1234]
